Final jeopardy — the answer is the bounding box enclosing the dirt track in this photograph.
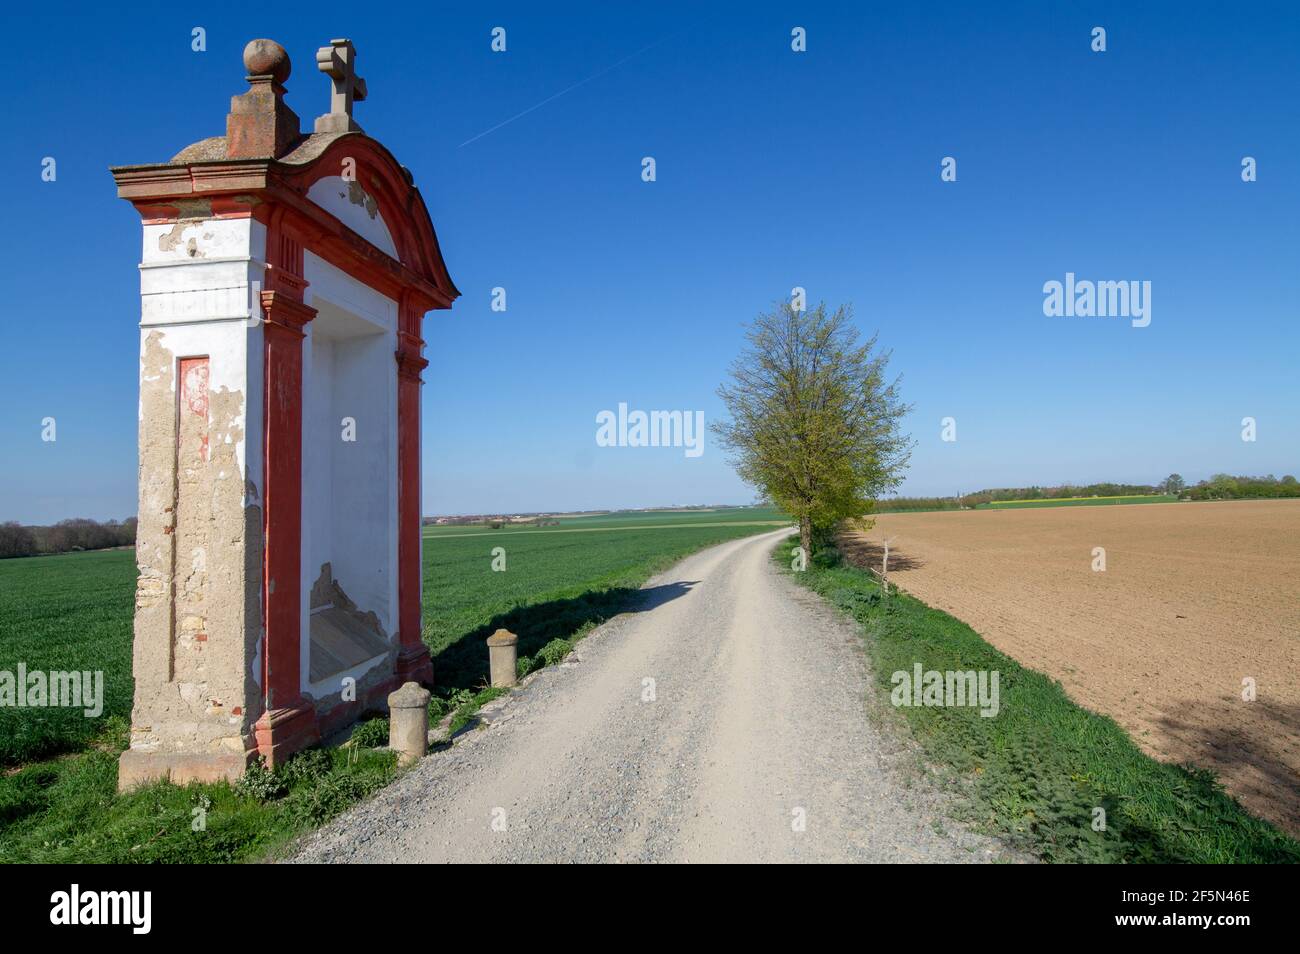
[290,529,1012,863]
[851,500,1300,835]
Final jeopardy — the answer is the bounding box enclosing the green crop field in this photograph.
[422,506,785,537]
[0,505,786,768]
[0,550,136,764]
[986,494,1177,509]
[0,505,783,862]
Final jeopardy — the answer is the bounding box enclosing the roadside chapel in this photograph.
[111,38,458,788]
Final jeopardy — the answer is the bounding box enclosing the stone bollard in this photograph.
[487,628,519,688]
[387,681,431,766]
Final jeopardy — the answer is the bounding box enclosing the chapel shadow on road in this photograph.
[430,580,698,693]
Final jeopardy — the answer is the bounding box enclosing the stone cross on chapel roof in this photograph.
[315,38,367,134]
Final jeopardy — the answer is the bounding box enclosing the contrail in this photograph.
[458,36,670,148]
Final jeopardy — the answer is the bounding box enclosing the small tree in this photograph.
[1164,473,1185,495]
[713,300,912,556]
[1207,473,1239,499]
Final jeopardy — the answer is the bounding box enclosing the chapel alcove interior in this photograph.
[303,296,399,688]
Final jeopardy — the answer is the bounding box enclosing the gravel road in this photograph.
[289,529,1012,863]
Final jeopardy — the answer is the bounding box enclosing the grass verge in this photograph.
[776,535,1300,863]
[0,733,398,864]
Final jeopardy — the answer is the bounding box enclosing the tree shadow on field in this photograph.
[430,580,698,693]
[1154,696,1300,840]
[837,537,925,573]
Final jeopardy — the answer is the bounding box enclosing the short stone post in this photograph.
[487,628,519,688]
[387,681,431,766]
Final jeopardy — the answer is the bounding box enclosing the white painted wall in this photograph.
[329,330,396,617]
[300,252,400,696]
[138,217,266,502]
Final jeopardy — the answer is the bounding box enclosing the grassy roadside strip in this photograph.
[0,524,775,863]
[775,535,1300,863]
[0,723,399,863]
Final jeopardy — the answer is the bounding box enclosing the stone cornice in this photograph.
[110,134,458,318]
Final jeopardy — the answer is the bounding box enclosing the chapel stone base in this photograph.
[118,750,254,792]
[253,702,322,768]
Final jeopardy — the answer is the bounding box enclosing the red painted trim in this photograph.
[279,136,458,304]
[140,211,254,226]
[260,291,313,710]
[253,234,320,762]
[394,322,433,686]
[178,357,210,461]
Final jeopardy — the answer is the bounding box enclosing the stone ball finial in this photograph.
[243,39,291,84]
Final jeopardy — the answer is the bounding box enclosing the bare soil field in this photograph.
[846,500,1300,836]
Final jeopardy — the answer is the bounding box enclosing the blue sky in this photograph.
[2,1,1297,522]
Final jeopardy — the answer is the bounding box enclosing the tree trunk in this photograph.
[799,516,812,561]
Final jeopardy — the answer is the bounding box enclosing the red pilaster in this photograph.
[394,316,434,687]
[253,286,320,764]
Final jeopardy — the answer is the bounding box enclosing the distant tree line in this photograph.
[872,496,967,513]
[0,518,137,559]
[1183,473,1299,501]
[874,482,1159,512]
[876,474,1299,512]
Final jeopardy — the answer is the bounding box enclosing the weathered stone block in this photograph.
[487,628,519,688]
[387,682,431,766]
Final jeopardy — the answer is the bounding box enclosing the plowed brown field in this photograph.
[847,499,1300,835]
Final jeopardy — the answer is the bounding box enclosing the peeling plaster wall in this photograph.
[129,216,266,759]
[306,176,399,258]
